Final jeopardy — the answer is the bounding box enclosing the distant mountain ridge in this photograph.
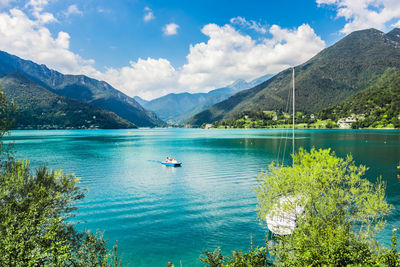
[0,51,164,127]
[188,28,400,126]
[0,73,135,129]
[136,74,272,124]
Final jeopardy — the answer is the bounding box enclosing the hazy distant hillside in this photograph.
[188,28,400,126]
[133,96,149,106]
[138,75,272,124]
[0,73,135,129]
[0,51,164,127]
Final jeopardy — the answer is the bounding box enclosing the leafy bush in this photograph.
[255,148,392,266]
[200,238,271,267]
[0,161,120,266]
[0,86,121,266]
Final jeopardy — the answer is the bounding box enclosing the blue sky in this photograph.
[0,0,399,99]
[46,0,342,68]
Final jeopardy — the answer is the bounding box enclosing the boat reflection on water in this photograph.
[162,165,178,174]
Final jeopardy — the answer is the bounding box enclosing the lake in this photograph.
[5,128,400,266]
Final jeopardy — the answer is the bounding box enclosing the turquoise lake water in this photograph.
[5,128,400,266]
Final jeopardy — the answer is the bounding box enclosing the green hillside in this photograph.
[0,73,136,129]
[0,51,164,127]
[318,68,400,128]
[188,28,400,126]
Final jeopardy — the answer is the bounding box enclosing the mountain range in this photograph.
[0,73,135,129]
[134,74,272,124]
[1,27,399,129]
[188,28,400,126]
[0,51,164,127]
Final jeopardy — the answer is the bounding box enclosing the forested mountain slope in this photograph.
[0,73,135,129]
[318,68,400,128]
[0,51,164,127]
[188,28,400,126]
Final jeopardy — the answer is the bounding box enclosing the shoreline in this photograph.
[7,127,400,132]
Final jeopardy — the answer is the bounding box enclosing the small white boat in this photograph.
[161,161,182,167]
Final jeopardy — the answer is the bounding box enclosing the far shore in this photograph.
[8,126,400,131]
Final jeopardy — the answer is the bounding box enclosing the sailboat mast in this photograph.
[292,67,295,164]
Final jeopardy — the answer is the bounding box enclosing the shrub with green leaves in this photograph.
[200,239,270,267]
[0,86,120,266]
[0,160,120,266]
[255,148,392,266]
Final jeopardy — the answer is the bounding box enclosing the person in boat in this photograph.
[166,157,170,163]
[172,158,177,163]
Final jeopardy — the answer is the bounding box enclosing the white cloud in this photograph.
[25,0,56,23]
[25,0,48,12]
[230,16,267,34]
[103,58,177,100]
[100,22,325,98]
[177,23,325,91]
[64,4,82,18]
[317,0,400,34]
[393,20,400,28]
[0,7,325,100]
[163,23,179,36]
[0,8,97,75]
[143,6,154,22]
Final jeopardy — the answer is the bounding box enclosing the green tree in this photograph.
[0,86,120,266]
[200,242,270,267]
[200,247,224,267]
[255,148,392,266]
[325,119,337,129]
[0,90,15,163]
[224,241,268,267]
[0,161,120,266]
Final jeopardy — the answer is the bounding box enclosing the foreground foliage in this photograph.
[199,241,270,267]
[200,149,399,266]
[0,87,120,266]
[255,148,393,266]
[0,160,120,266]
